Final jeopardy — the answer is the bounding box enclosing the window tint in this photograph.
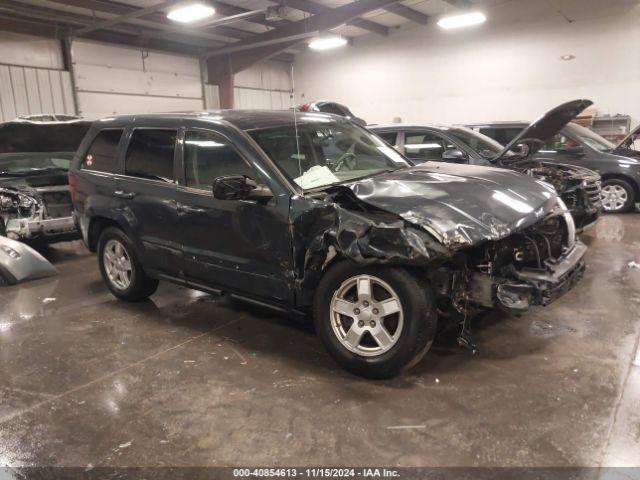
[82,129,123,173]
[404,132,453,162]
[125,129,176,182]
[184,130,256,190]
[377,132,398,146]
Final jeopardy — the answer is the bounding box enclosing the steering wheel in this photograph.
[331,152,356,172]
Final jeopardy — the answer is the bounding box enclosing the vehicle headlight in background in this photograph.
[18,194,35,209]
[0,194,14,210]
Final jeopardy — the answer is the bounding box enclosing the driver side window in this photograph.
[184,130,257,191]
[542,133,579,153]
[404,132,453,162]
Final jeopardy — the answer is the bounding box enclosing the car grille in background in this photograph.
[584,178,602,208]
[40,190,73,219]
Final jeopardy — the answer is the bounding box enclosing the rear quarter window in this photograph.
[82,129,124,173]
[125,129,177,182]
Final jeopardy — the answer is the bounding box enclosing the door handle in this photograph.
[114,190,136,199]
[178,204,207,214]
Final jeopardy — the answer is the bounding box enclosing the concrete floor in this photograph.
[0,215,639,470]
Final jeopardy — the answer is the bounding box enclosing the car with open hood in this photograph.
[0,115,91,243]
[371,100,603,231]
[467,110,640,213]
[71,110,586,378]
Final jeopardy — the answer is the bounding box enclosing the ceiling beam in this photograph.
[44,0,261,41]
[206,0,401,77]
[283,0,390,36]
[384,4,429,25]
[443,0,475,8]
[74,0,181,36]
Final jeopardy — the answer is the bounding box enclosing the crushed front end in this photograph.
[0,183,79,243]
[432,199,586,316]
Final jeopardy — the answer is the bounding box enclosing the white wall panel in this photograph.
[0,64,74,122]
[0,32,63,69]
[233,61,292,111]
[72,41,204,119]
[295,2,640,126]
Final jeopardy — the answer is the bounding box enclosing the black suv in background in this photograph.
[468,120,640,213]
[70,111,586,378]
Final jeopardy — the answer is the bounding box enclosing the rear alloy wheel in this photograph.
[98,227,158,302]
[601,179,634,213]
[314,264,437,379]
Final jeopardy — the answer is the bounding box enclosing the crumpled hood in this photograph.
[343,162,559,249]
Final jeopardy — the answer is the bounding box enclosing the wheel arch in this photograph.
[87,216,122,252]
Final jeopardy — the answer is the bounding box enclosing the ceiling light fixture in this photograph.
[308,35,348,51]
[560,54,576,61]
[437,11,487,30]
[167,3,215,23]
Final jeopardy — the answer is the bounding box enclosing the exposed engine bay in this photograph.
[502,159,602,232]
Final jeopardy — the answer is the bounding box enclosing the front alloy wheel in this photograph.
[600,178,635,213]
[330,275,403,357]
[314,264,437,379]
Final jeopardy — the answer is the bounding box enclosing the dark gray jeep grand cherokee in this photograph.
[70,111,586,378]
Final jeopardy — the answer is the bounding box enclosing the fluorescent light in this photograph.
[167,3,215,23]
[437,12,486,30]
[308,35,348,51]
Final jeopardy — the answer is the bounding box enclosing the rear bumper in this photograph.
[471,242,587,313]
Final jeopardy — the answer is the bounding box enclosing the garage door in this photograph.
[72,41,204,119]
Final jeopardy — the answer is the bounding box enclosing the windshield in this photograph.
[249,121,410,191]
[0,152,73,175]
[445,127,509,159]
[564,123,615,152]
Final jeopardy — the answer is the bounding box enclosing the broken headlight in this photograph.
[0,194,14,210]
[18,194,35,209]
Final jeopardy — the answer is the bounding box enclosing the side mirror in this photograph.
[212,176,273,203]
[442,148,468,163]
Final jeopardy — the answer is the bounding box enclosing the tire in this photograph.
[313,262,437,379]
[97,226,158,302]
[601,178,635,213]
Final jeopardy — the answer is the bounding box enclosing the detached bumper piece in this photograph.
[470,242,587,313]
[0,236,57,285]
[6,216,79,241]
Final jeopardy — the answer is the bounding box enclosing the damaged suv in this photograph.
[371,100,602,231]
[71,111,586,378]
[0,116,90,243]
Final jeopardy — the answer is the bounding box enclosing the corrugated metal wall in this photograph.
[72,41,204,119]
[0,64,75,122]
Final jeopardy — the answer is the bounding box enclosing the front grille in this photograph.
[40,190,73,219]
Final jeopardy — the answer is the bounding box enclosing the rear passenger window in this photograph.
[377,132,398,146]
[125,129,176,182]
[82,129,123,173]
[184,130,256,190]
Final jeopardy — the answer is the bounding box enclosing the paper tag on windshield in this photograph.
[294,165,340,189]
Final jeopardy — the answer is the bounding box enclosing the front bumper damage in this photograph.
[471,241,587,312]
[5,215,77,240]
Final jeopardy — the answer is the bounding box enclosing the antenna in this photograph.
[290,64,303,182]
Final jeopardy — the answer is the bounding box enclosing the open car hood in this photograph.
[615,123,640,150]
[492,99,593,163]
[0,120,91,154]
[343,162,559,249]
